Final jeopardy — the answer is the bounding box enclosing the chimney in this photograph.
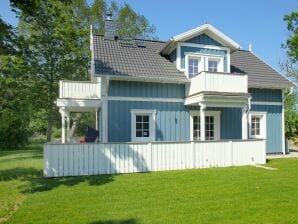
[104,13,116,40]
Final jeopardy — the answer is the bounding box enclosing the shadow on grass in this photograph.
[90,219,137,224]
[0,167,115,194]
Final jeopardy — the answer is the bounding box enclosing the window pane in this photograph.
[136,131,142,137]
[136,116,142,122]
[143,122,149,129]
[136,123,142,129]
[193,66,198,74]
[193,116,197,122]
[143,115,149,122]
[143,130,149,137]
[188,58,199,77]
[193,59,198,66]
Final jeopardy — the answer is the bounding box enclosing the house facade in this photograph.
[57,17,294,154]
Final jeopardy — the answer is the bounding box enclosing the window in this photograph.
[208,60,218,72]
[185,54,224,77]
[251,116,260,136]
[190,111,220,141]
[249,112,266,139]
[188,58,199,78]
[136,115,150,138]
[131,110,156,142]
[193,116,200,140]
[205,116,214,140]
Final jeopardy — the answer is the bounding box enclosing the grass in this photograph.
[0,145,298,224]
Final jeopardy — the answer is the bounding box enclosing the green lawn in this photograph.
[0,145,298,224]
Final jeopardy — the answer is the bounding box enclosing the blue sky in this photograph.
[1,0,297,72]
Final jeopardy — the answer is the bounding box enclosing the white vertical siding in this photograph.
[59,80,101,99]
[44,139,266,177]
[188,72,248,96]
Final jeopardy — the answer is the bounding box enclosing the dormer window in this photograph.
[188,58,199,77]
[186,55,203,78]
[207,57,224,73]
[208,59,219,72]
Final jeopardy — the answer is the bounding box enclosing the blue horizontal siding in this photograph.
[251,105,282,153]
[186,33,223,46]
[180,46,227,72]
[108,101,190,142]
[249,88,282,102]
[108,80,185,98]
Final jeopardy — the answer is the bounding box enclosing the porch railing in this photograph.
[188,72,248,96]
[59,80,101,99]
[44,139,266,177]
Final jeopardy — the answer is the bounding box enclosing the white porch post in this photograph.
[66,111,70,142]
[59,107,66,144]
[101,99,108,143]
[200,103,206,141]
[242,106,248,139]
[95,109,98,130]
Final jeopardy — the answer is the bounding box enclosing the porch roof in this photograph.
[185,91,250,107]
[56,98,101,112]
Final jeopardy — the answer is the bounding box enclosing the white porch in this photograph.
[185,72,250,141]
[56,80,101,143]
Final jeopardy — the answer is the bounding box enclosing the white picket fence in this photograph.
[44,139,266,177]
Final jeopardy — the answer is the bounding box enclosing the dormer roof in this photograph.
[160,24,241,55]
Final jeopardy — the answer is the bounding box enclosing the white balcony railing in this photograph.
[188,72,248,96]
[59,80,101,99]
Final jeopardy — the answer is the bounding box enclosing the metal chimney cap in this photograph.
[106,13,112,20]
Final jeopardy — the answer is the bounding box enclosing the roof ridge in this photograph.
[93,34,166,43]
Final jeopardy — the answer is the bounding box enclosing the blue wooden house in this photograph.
[57,16,294,155]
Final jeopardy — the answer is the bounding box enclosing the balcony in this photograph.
[59,80,101,99]
[185,72,249,106]
[188,72,248,96]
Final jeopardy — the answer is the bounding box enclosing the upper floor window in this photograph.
[208,59,219,72]
[188,58,199,78]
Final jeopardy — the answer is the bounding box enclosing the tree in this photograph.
[17,0,90,141]
[1,0,156,144]
[284,12,298,63]
[282,11,298,140]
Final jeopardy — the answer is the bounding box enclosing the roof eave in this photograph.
[95,73,190,84]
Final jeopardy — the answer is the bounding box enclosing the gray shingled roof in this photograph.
[230,50,294,88]
[93,35,294,88]
[93,35,187,82]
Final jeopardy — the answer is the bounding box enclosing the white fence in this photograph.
[59,80,101,99]
[44,139,266,177]
[188,72,248,96]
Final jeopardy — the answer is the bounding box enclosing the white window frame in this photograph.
[131,109,156,142]
[185,54,204,78]
[206,56,224,72]
[190,111,221,141]
[249,112,266,139]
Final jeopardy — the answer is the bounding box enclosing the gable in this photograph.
[185,33,223,46]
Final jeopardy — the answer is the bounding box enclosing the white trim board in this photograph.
[180,42,229,51]
[108,96,184,103]
[251,101,282,106]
